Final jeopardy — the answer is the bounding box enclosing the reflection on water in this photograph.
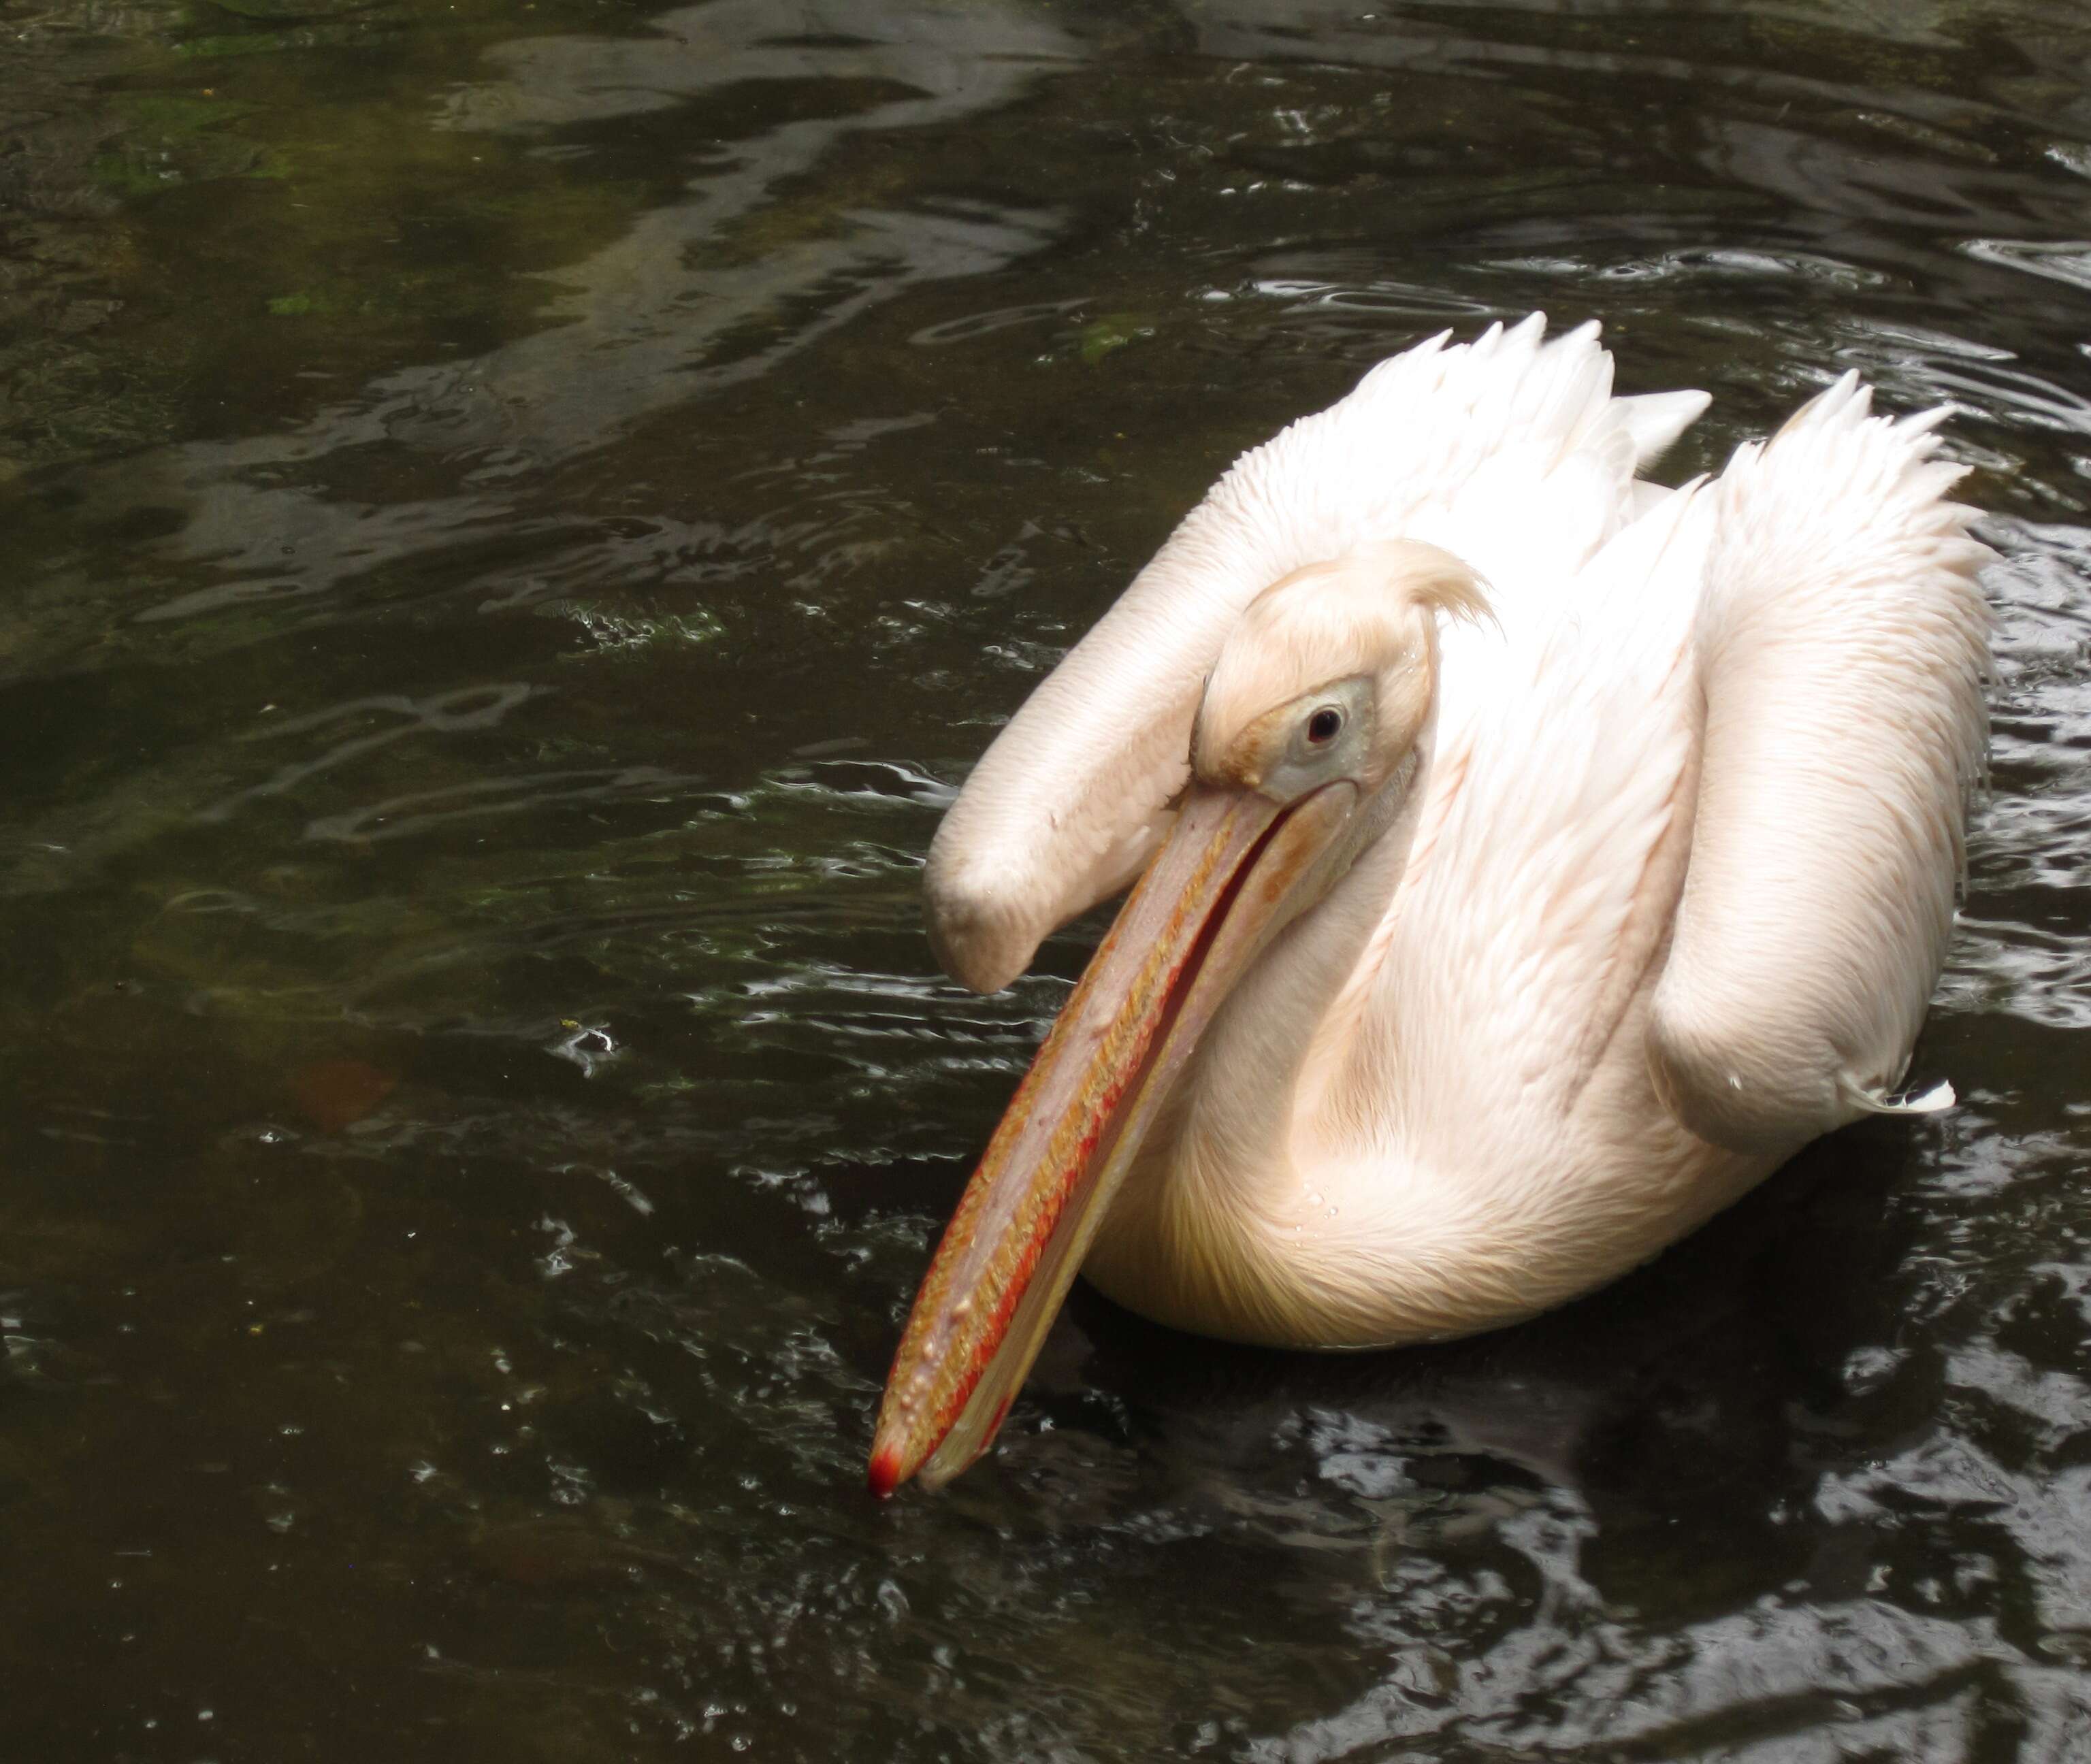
[3,0,2090,1758]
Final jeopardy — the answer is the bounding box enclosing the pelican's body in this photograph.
[871,316,1989,1493]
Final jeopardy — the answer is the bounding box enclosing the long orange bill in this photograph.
[869,779,1358,1495]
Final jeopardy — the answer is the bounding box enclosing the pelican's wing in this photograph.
[926,314,1706,992]
[1646,377,1990,1152]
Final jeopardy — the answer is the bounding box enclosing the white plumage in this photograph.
[873,314,1990,1493]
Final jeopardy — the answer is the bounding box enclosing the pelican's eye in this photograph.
[1306,707,1343,745]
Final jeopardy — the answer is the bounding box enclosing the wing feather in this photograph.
[1646,376,1991,1152]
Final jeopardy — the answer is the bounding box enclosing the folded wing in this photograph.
[1647,377,1991,1152]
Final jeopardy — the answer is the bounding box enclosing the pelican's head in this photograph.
[1194,540,1484,802]
[871,540,1487,1494]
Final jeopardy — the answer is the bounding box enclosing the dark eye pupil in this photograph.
[1307,708,1342,745]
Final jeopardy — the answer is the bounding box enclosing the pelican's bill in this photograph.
[869,782,1355,1494]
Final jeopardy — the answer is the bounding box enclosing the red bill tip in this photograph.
[866,1446,903,1500]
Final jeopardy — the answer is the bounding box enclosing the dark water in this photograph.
[3,0,2090,1757]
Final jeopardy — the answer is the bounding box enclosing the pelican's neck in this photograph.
[1082,740,1436,1343]
[1081,555,1768,1350]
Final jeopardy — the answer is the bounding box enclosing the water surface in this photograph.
[3,0,2090,1757]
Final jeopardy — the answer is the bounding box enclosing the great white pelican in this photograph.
[869,315,1990,1495]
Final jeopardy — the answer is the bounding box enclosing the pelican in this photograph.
[869,315,1990,1495]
